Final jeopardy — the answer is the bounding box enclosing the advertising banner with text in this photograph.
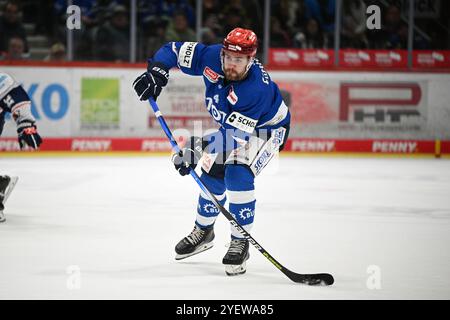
[1,66,449,154]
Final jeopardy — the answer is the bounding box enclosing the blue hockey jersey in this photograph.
[151,42,290,147]
[0,72,31,135]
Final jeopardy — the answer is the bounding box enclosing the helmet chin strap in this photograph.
[245,57,255,74]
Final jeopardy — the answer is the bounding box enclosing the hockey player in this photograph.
[0,72,42,222]
[133,28,290,276]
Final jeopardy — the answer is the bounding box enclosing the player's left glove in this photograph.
[17,123,42,149]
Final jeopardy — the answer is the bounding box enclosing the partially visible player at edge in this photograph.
[133,28,290,276]
[0,72,42,222]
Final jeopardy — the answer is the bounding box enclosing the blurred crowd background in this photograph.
[0,0,449,63]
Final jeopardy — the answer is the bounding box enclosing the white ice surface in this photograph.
[0,156,449,299]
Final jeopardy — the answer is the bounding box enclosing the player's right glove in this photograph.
[171,147,202,176]
[13,103,42,149]
[171,136,203,176]
[17,123,42,149]
[132,61,169,101]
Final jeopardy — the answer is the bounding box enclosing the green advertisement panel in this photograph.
[81,78,119,129]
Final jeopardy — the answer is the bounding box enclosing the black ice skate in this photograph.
[175,225,215,260]
[222,238,250,276]
[0,176,18,223]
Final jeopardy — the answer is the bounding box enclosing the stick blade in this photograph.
[286,270,334,286]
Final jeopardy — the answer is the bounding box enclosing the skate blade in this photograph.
[225,262,247,276]
[175,242,214,260]
[3,176,19,204]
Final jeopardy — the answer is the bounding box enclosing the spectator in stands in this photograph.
[382,5,408,49]
[145,20,168,58]
[202,0,223,37]
[158,0,195,29]
[241,0,264,37]
[164,10,196,42]
[221,0,251,36]
[44,42,66,61]
[95,4,130,62]
[303,0,335,33]
[270,16,292,47]
[341,0,368,49]
[222,8,250,36]
[0,36,26,60]
[200,27,219,45]
[0,1,28,54]
[294,18,328,49]
[272,0,303,37]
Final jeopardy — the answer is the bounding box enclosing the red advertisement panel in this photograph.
[339,50,408,68]
[413,51,450,68]
[0,137,179,152]
[268,49,334,68]
[284,138,436,154]
[441,141,450,154]
[1,138,445,155]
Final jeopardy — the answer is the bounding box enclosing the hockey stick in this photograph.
[148,98,334,286]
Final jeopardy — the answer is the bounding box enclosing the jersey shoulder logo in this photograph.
[178,42,198,68]
[203,66,220,83]
[226,111,258,134]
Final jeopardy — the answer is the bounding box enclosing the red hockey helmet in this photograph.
[222,28,258,57]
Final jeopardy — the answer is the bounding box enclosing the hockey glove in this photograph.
[13,103,42,149]
[17,123,42,149]
[132,61,169,101]
[171,136,204,176]
[171,147,202,176]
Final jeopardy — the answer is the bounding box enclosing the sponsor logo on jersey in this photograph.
[201,152,218,173]
[203,67,220,83]
[225,111,257,133]
[178,42,197,68]
[205,96,227,123]
[227,86,238,105]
